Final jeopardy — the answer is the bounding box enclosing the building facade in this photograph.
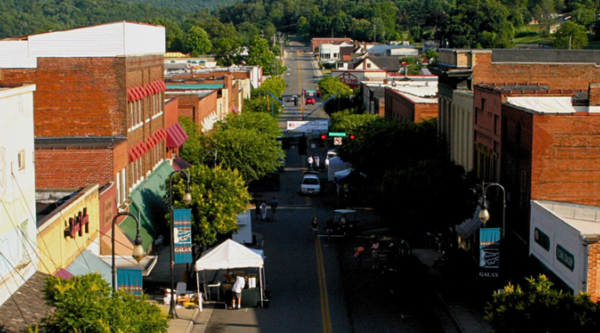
[0,84,37,307]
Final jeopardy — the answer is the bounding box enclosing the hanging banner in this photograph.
[173,209,193,264]
[479,228,500,278]
[117,268,143,295]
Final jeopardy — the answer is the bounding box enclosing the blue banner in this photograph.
[480,228,500,269]
[174,209,193,264]
[117,268,143,295]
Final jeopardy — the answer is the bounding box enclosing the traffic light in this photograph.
[299,135,307,155]
[349,134,356,140]
[317,90,321,98]
[319,134,327,148]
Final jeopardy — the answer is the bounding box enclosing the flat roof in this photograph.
[535,200,600,235]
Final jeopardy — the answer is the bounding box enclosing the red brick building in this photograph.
[384,86,438,122]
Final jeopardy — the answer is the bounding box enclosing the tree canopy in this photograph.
[553,21,589,49]
[485,275,600,333]
[38,273,168,333]
[169,164,251,247]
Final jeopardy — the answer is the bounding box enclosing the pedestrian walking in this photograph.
[371,239,380,270]
[354,245,365,269]
[325,217,334,241]
[307,156,314,170]
[254,200,260,221]
[261,201,268,221]
[270,197,280,222]
[311,217,319,239]
[314,156,320,171]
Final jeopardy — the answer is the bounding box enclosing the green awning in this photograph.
[121,161,175,252]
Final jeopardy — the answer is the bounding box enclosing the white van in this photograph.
[301,171,321,195]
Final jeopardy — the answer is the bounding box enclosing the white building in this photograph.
[0,84,38,306]
[319,42,353,61]
[530,200,600,298]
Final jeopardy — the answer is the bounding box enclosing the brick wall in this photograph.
[36,185,99,275]
[36,149,115,188]
[385,88,437,122]
[531,114,600,206]
[165,98,179,128]
[3,58,127,137]
[588,242,600,302]
[473,53,600,90]
[501,104,534,240]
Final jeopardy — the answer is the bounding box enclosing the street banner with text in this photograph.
[173,209,193,264]
[480,228,500,269]
[287,120,329,132]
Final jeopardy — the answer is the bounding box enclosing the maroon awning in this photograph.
[166,122,188,148]
[232,105,240,114]
[54,269,74,279]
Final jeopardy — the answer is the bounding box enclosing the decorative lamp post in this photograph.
[112,212,145,294]
[479,182,506,238]
[168,170,192,318]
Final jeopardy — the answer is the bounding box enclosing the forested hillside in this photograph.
[0,0,598,51]
[0,0,189,39]
[118,0,240,12]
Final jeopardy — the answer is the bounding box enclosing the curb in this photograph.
[435,291,466,333]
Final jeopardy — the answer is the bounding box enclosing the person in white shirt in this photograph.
[307,156,314,170]
[314,156,320,171]
[232,276,246,309]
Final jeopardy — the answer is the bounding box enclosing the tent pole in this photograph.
[196,270,202,312]
[259,267,263,308]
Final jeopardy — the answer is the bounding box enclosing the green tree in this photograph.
[485,275,600,333]
[317,76,353,100]
[553,21,589,49]
[39,273,168,333]
[532,0,556,35]
[329,110,378,134]
[212,36,243,66]
[178,116,207,166]
[170,165,251,247]
[247,35,276,75]
[254,76,286,99]
[206,112,283,183]
[183,26,212,56]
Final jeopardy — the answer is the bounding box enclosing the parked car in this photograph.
[306,97,316,105]
[300,171,321,195]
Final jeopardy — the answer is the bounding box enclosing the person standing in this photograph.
[371,239,380,270]
[311,217,319,239]
[307,156,314,170]
[254,200,261,221]
[270,197,280,222]
[261,201,268,221]
[232,275,246,309]
[314,155,320,171]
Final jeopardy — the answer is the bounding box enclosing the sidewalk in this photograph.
[413,249,492,333]
[161,302,215,333]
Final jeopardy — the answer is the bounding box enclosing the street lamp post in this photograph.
[112,212,146,294]
[205,150,217,167]
[168,170,192,319]
[478,182,506,238]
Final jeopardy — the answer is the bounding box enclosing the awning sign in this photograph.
[174,209,193,264]
[480,228,500,269]
[287,120,329,132]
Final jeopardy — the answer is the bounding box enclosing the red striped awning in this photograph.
[127,88,135,102]
[160,80,167,91]
[145,137,154,148]
[166,122,189,148]
[134,86,144,100]
[129,147,139,162]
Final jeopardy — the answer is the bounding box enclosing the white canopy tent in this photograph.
[194,239,265,309]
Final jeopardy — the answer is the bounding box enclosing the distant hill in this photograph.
[117,0,241,12]
[0,0,191,39]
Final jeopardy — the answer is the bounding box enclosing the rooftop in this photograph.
[505,96,600,114]
[536,200,600,236]
[166,84,224,90]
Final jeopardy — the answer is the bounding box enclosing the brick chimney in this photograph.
[589,83,600,106]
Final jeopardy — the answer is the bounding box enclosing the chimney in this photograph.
[589,83,600,106]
